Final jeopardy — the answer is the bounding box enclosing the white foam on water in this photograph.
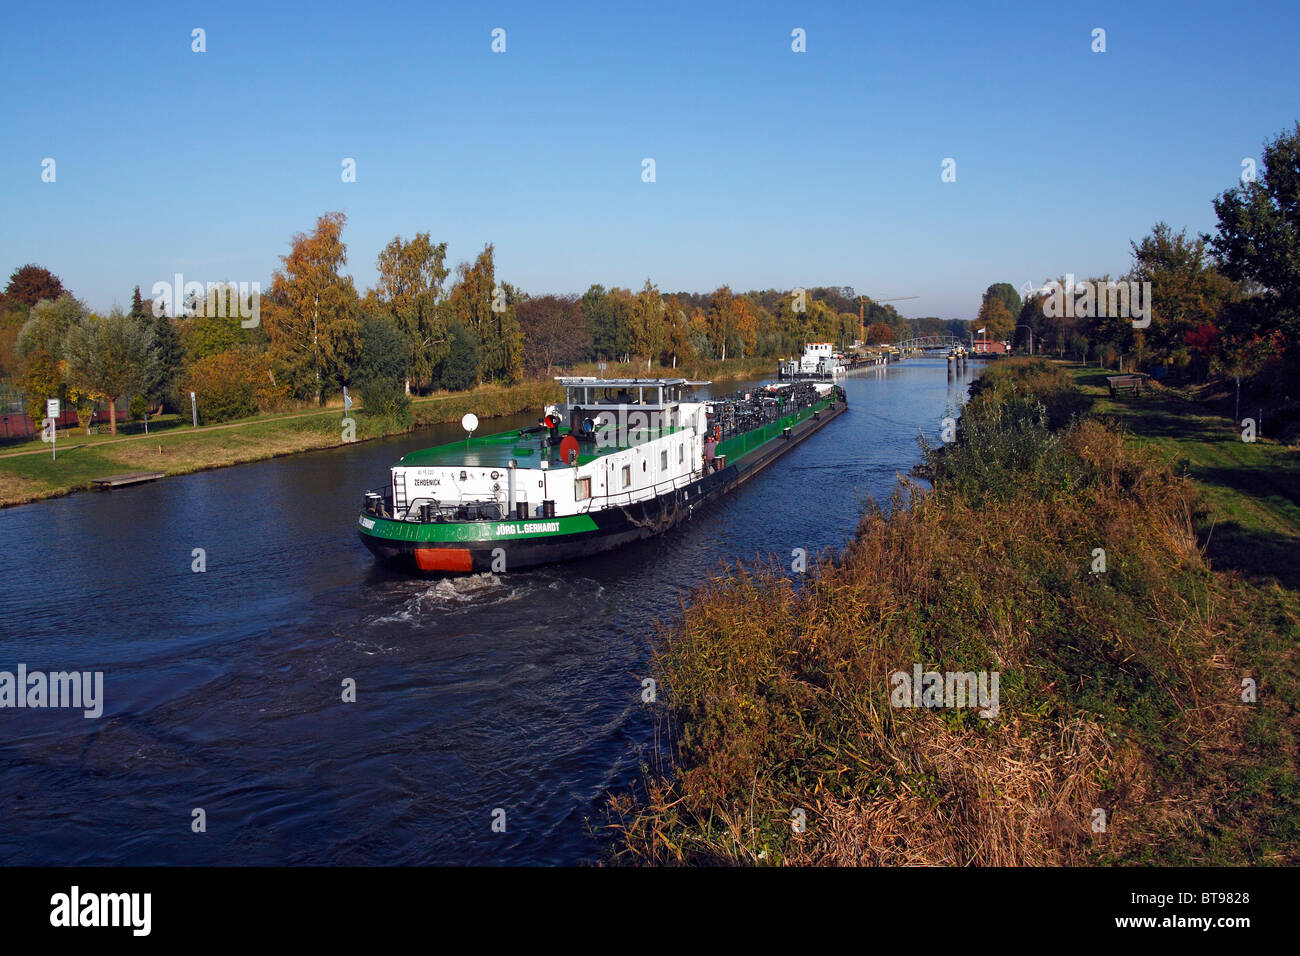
[367,606,417,626]
[429,572,503,602]
[368,572,522,626]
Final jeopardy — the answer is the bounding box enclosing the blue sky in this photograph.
[1,0,1297,319]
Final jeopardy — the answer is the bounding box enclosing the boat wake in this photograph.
[367,573,519,625]
[428,572,506,602]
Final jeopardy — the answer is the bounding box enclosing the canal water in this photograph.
[0,359,978,864]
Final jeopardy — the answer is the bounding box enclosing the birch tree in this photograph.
[263,212,361,404]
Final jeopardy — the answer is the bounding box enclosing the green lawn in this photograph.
[1067,363,1300,590]
[0,413,189,452]
[0,381,563,508]
[0,410,357,505]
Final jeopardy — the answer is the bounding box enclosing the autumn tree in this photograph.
[687,306,714,359]
[864,321,894,344]
[64,309,156,435]
[805,300,841,346]
[768,294,807,356]
[262,212,361,404]
[706,286,739,360]
[13,295,81,421]
[0,324,21,380]
[4,264,64,310]
[1127,222,1236,363]
[659,295,695,368]
[855,297,906,344]
[374,233,450,392]
[836,312,858,349]
[734,297,758,358]
[516,294,587,376]
[446,244,522,383]
[628,279,666,369]
[17,353,61,426]
[178,312,251,366]
[980,283,1022,330]
[747,301,779,356]
[182,347,287,423]
[976,297,1014,343]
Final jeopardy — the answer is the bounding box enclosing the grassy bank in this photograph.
[610,359,1299,865]
[0,379,562,508]
[0,354,783,509]
[1067,364,1300,590]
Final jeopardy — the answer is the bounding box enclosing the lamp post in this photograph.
[1015,324,1034,355]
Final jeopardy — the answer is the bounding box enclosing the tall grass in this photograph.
[411,381,562,427]
[609,359,1296,865]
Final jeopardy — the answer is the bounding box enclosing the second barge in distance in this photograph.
[358,376,847,574]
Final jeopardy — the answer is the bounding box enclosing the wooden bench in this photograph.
[1106,375,1145,397]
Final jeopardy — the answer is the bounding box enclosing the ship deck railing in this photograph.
[399,498,506,523]
[576,467,709,514]
[363,489,507,524]
[396,424,690,470]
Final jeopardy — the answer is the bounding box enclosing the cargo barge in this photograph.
[358,377,846,574]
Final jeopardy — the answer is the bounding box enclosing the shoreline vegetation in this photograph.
[0,356,774,509]
[6,120,1297,510]
[608,358,1298,866]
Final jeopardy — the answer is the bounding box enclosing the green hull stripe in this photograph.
[359,512,599,543]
